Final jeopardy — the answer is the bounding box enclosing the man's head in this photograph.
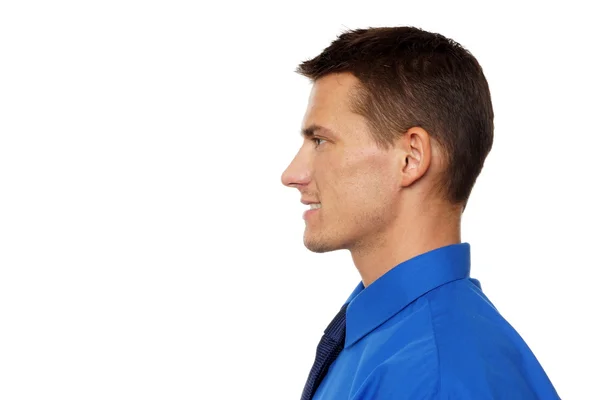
[281,27,494,255]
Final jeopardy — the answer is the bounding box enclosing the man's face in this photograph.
[281,72,403,253]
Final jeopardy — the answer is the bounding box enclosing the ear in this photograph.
[400,127,432,188]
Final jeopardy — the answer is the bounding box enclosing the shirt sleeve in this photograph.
[349,351,440,400]
[349,357,557,400]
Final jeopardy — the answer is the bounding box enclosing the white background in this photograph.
[1,1,598,399]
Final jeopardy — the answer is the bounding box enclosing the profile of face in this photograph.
[281,72,411,254]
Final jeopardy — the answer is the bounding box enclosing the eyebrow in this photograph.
[300,124,335,138]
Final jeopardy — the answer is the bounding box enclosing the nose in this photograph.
[281,149,310,189]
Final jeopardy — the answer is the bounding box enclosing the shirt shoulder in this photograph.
[350,279,560,400]
[428,278,559,399]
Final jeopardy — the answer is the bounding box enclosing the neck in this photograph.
[350,200,462,288]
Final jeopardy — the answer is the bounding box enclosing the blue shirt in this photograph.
[312,243,560,399]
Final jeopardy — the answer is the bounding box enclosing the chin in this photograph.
[304,234,345,253]
[304,237,331,253]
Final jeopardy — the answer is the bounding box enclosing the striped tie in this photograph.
[300,303,349,400]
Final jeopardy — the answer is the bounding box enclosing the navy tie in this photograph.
[301,303,349,400]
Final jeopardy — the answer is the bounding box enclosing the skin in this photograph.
[281,72,463,288]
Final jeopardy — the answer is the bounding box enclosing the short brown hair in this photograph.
[296,26,494,210]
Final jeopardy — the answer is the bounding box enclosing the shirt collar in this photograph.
[342,242,471,349]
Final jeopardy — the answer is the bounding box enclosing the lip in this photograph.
[303,208,319,220]
[301,199,320,205]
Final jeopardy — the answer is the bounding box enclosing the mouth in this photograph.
[303,203,321,220]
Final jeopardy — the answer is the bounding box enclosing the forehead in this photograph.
[302,73,361,128]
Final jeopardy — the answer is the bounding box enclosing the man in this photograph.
[281,27,560,399]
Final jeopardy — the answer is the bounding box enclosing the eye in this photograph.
[312,137,326,147]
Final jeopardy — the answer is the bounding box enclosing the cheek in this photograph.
[336,169,391,211]
[321,151,395,209]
